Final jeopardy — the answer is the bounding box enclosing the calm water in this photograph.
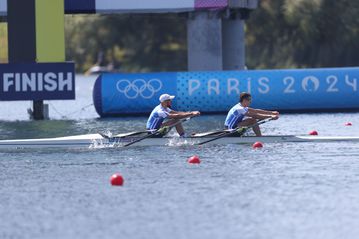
[1,75,359,239]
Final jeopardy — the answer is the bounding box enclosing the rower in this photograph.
[224,92,279,136]
[146,93,200,137]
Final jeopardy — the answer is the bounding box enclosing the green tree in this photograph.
[65,14,187,73]
[246,0,359,69]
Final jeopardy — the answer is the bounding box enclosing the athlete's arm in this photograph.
[167,111,200,119]
[247,108,279,120]
[249,108,278,115]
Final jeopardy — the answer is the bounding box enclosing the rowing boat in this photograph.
[0,133,359,149]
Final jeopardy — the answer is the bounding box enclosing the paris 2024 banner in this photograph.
[93,67,359,116]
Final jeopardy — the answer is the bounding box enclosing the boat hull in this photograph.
[0,134,359,149]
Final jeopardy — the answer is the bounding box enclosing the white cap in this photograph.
[159,94,175,102]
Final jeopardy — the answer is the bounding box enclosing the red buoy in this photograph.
[252,141,263,149]
[345,122,352,126]
[309,130,318,135]
[110,173,124,186]
[188,155,201,164]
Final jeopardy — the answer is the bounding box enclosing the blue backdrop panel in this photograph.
[94,72,177,116]
[246,67,359,110]
[93,67,359,116]
[178,67,359,111]
[177,71,247,111]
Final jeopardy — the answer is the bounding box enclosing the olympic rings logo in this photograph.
[116,79,162,99]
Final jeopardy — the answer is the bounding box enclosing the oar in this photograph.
[123,117,192,147]
[192,129,225,138]
[99,130,148,139]
[197,117,275,146]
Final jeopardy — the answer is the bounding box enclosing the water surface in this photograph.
[0,75,359,239]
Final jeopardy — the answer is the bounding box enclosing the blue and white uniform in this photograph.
[224,103,248,129]
[146,104,172,130]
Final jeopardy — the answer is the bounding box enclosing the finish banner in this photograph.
[0,62,75,101]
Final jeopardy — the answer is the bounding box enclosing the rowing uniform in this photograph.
[224,103,248,129]
[146,104,172,130]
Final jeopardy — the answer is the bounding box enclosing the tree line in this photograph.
[246,0,359,69]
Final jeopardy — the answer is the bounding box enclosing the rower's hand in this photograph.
[190,111,201,117]
[272,111,279,116]
[270,111,279,120]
